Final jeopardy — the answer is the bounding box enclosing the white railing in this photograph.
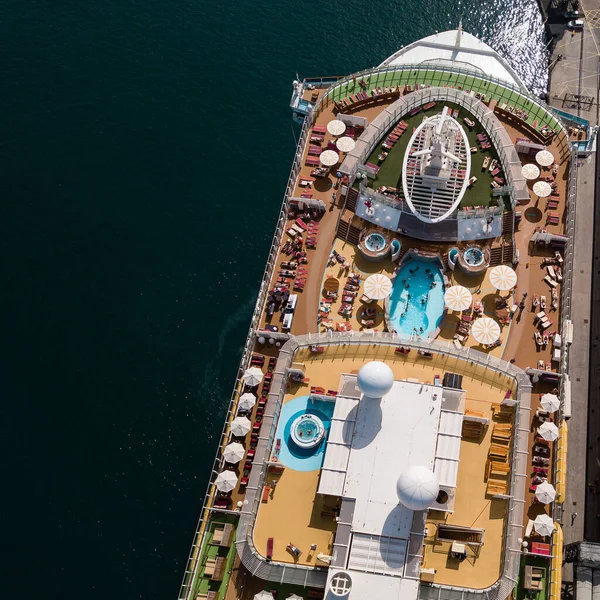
[313,63,563,135]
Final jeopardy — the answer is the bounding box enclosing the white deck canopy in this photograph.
[380,28,526,91]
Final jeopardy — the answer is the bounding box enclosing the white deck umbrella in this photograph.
[254,592,275,600]
[243,366,263,386]
[364,273,393,300]
[287,595,304,600]
[215,470,238,493]
[230,416,252,437]
[521,163,540,180]
[327,119,346,136]
[444,285,473,311]
[536,149,555,167]
[319,149,340,167]
[223,442,245,464]
[538,421,559,441]
[489,265,517,291]
[533,513,555,537]
[238,392,256,412]
[336,136,356,153]
[533,180,552,198]
[471,317,501,345]
[540,393,560,412]
[535,481,557,504]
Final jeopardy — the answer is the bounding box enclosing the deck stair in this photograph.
[345,187,359,213]
[489,246,503,267]
[335,219,361,245]
[502,211,514,235]
[336,219,349,240]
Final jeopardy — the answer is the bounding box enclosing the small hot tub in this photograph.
[457,245,490,275]
[358,229,391,261]
[290,414,325,449]
[463,247,485,267]
[364,232,386,252]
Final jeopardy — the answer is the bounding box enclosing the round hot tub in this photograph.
[358,229,391,261]
[463,247,485,267]
[290,414,325,449]
[364,232,386,252]
[457,245,490,275]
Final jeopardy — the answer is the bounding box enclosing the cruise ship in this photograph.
[178,26,577,600]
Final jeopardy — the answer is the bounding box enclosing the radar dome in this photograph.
[357,361,394,397]
[396,466,439,510]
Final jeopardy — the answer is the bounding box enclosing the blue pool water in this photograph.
[388,258,445,338]
[273,395,335,472]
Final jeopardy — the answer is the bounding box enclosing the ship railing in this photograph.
[551,144,577,530]
[235,332,531,598]
[310,62,565,138]
[177,115,313,600]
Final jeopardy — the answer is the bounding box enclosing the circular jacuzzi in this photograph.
[290,414,325,449]
[358,229,390,261]
[364,232,386,252]
[463,247,485,267]
[456,245,490,276]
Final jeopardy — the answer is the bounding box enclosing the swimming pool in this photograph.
[388,258,445,338]
[273,395,335,471]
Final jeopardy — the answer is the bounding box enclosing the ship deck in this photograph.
[185,70,570,600]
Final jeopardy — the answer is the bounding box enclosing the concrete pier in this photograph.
[544,0,599,573]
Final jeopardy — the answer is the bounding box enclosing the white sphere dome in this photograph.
[396,466,439,510]
[357,361,394,397]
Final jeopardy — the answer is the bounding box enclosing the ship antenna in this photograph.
[455,16,463,48]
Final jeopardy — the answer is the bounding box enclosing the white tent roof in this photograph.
[381,29,526,90]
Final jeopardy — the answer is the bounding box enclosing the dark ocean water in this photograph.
[1,1,546,598]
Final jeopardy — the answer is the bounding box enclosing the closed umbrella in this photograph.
[327,119,346,136]
[535,481,557,504]
[215,470,238,493]
[336,136,356,153]
[538,421,559,441]
[320,150,340,167]
[536,150,554,167]
[533,180,552,198]
[238,392,256,412]
[444,285,473,311]
[231,416,252,437]
[223,442,245,464]
[521,163,540,180]
[471,317,501,345]
[489,265,517,291]
[243,366,264,386]
[364,273,393,300]
[533,513,555,537]
[540,393,560,412]
[323,277,340,292]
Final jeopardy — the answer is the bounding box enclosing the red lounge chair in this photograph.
[266,538,274,561]
[262,486,271,502]
[240,476,249,486]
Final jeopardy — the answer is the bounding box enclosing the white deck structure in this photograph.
[319,368,465,600]
[402,107,471,223]
[380,27,526,91]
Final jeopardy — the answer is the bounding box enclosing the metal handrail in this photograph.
[312,63,563,136]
